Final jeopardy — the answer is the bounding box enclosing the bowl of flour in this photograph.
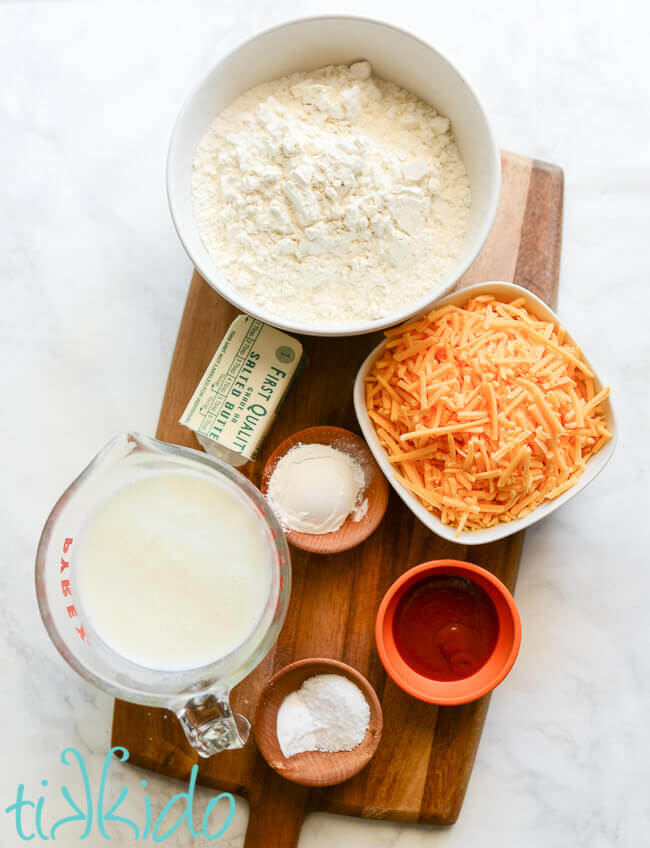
[168,16,500,336]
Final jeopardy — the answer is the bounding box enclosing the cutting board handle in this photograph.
[244,772,313,848]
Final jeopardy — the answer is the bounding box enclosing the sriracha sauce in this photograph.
[392,574,499,681]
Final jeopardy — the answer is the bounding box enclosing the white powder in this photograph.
[192,61,471,325]
[276,673,370,758]
[267,442,366,535]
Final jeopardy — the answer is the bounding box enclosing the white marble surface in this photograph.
[1,1,649,845]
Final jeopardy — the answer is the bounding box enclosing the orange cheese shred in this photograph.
[365,295,612,534]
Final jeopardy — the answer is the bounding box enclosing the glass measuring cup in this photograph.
[35,433,291,757]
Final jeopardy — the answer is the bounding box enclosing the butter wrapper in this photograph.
[180,315,303,466]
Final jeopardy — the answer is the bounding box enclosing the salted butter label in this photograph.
[180,315,303,463]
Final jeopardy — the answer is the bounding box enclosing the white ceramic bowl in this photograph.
[167,15,501,337]
[354,282,617,544]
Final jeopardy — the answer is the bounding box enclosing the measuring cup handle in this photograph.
[176,692,250,757]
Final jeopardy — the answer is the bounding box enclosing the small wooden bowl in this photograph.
[254,658,383,787]
[260,426,389,554]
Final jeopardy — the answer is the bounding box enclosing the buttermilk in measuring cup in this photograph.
[76,471,273,670]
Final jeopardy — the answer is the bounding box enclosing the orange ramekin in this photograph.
[375,560,521,705]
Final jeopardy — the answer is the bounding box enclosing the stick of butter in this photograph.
[180,315,303,467]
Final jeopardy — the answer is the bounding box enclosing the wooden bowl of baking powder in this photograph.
[254,658,383,787]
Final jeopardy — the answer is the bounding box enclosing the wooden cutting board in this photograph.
[112,151,563,846]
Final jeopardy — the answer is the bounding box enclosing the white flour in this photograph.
[192,61,471,325]
[276,673,370,758]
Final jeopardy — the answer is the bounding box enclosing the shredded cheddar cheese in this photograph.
[365,295,612,534]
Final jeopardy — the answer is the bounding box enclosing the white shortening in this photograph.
[192,61,471,325]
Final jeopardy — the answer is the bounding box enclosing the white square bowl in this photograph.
[353,282,617,545]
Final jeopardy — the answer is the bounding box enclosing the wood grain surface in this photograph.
[111,151,563,845]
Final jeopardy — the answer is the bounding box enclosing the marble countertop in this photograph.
[2,1,648,845]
